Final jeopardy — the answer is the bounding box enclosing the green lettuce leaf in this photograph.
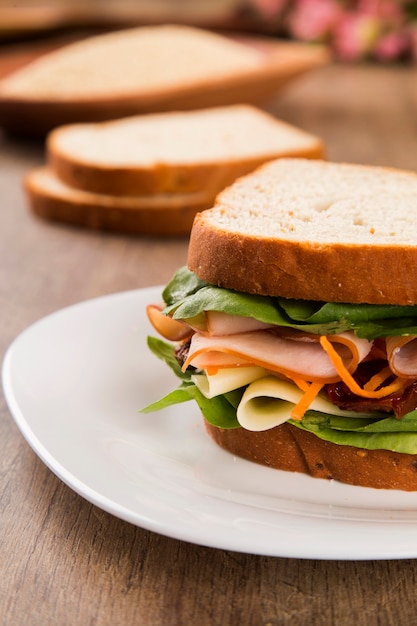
[141,381,240,428]
[144,268,417,452]
[160,267,417,340]
[289,412,417,454]
[142,336,240,428]
[297,411,417,433]
[162,265,209,305]
[147,335,188,380]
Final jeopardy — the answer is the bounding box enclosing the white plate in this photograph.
[3,286,417,560]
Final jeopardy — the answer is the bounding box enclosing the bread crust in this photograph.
[48,145,324,197]
[188,217,417,305]
[45,106,325,196]
[24,167,210,236]
[204,421,417,491]
[187,158,417,305]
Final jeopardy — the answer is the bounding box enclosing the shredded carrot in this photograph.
[363,366,394,392]
[319,336,406,399]
[290,381,324,421]
[291,377,311,393]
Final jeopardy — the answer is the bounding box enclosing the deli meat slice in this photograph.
[386,336,417,377]
[183,330,372,382]
[205,311,274,335]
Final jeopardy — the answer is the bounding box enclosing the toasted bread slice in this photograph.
[47,105,324,196]
[188,158,417,305]
[24,166,212,236]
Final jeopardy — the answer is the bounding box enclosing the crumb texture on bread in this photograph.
[205,421,417,491]
[47,106,324,195]
[49,106,322,166]
[0,25,328,136]
[188,158,417,305]
[0,25,263,100]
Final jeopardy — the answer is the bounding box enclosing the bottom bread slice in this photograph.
[24,166,213,235]
[204,421,417,491]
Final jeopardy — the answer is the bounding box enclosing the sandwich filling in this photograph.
[143,267,417,454]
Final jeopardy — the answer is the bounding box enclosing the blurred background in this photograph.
[1,0,417,64]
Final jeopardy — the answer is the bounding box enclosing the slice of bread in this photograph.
[47,105,325,196]
[0,25,264,100]
[188,158,417,305]
[24,167,212,236]
[204,421,417,491]
[0,24,328,136]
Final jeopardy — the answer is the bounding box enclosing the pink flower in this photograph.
[333,12,381,60]
[374,31,409,61]
[248,0,288,19]
[246,0,416,63]
[357,0,405,23]
[286,0,342,42]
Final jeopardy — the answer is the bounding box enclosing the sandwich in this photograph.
[143,158,417,491]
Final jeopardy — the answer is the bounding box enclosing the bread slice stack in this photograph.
[24,104,325,236]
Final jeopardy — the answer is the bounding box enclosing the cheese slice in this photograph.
[237,376,376,431]
[192,366,267,398]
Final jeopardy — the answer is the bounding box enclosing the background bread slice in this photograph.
[24,167,212,236]
[0,25,263,101]
[188,158,417,305]
[204,421,417,491]
[0,24,328,137]
[47,105,325,196]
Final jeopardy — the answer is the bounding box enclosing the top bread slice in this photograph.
[187,158,417,306]
[0,24,328,137]
[47,105,324,196]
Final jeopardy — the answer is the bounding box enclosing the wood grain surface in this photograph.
[2,38,417,626]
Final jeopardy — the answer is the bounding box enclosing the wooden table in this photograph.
[2,38,417,625]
